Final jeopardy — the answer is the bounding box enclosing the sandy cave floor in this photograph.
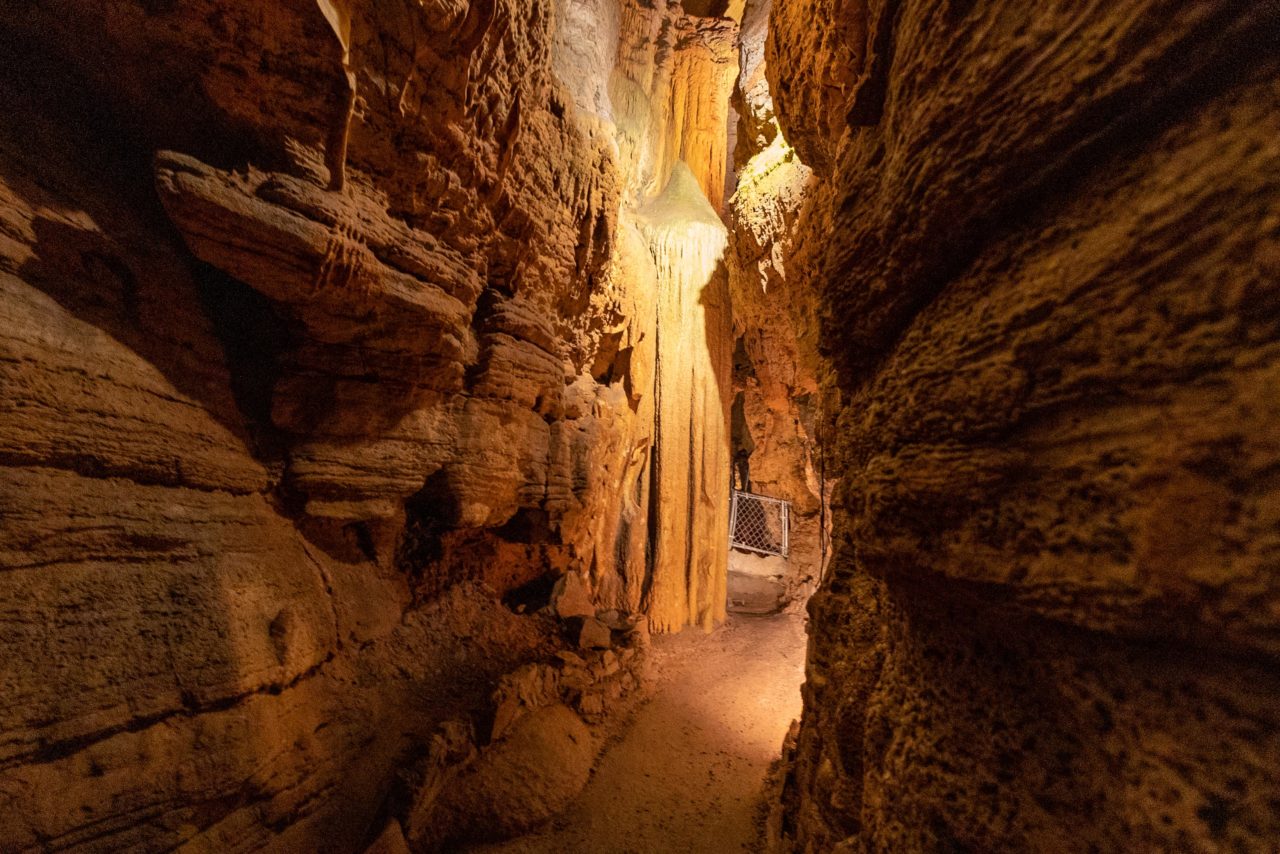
[464,612,808,854]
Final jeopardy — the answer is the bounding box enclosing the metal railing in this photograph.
[729,490,790,558]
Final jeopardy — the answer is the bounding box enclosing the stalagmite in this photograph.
[316,0,356,192]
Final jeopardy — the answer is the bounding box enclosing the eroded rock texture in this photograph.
[723,0,829,611]
[0,0,734,848]
[770,0,1280,850]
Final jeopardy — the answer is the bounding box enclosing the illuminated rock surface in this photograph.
[468,614,807,854]
[636,162,732,632]
[724,0,827,611]
[0,0,731,848]
[0,0,1276,850]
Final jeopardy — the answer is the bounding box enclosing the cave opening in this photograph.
[4,0,1275,852]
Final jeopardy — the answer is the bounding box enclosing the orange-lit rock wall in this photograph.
[723,0,829,609]
[768,1,1280,850]
[0,0,734,848]
[612,0,738,210]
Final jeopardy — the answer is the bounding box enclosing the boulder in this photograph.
[427,704,594,845]
[551,572,595,619]
[578,617,613,650]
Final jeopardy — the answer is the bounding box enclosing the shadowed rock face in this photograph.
[0,0,735,848]
[765,0,1280,850]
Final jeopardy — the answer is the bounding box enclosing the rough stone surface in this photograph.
[724,0,829,611]
[0,0,735,849]
[579,616,615,650]
[768,0,1280,851]
[552,571,596,620]
[11,0,1269,849]
[425,704,595,845]
[365,820,413,854]
[399,625,646,850]
[466,614,808,854]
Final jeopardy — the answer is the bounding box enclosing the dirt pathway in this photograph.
[467,613,808,854]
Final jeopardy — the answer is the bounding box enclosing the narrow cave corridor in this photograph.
[1,1,1278,853]
[466,614,807,854]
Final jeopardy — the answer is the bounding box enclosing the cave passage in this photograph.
[3,0,1276,851]
[466,613,808,853]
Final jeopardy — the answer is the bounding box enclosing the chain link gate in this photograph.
[729,490,790,558]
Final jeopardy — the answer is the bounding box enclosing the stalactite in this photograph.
[316,0,355,192]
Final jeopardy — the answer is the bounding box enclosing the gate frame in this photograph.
[728,489,790,558]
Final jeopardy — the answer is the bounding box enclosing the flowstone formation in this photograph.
[766,0,1280,851]
[636,163,733,632]
[0,0,736,848]
[608,1,739,630]
[7,0,1270,849]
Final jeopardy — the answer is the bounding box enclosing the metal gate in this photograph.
[729,490,790,558]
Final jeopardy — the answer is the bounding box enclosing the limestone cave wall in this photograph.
[0,0,734,848]
[721,0,830,611]
[768,0,1280,850]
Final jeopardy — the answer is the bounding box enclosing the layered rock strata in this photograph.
[400,606,649,850]
[768,0,1280,850]
[0,0,736,849]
